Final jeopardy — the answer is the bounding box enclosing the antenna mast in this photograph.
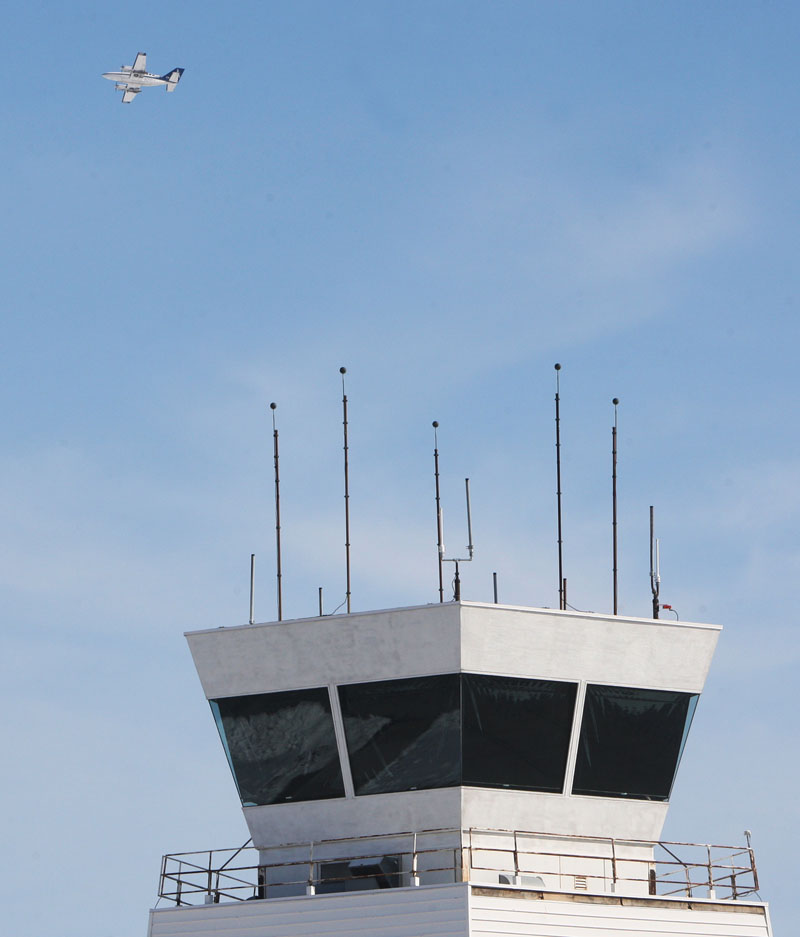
[433,421,444,602]
[270,402,283,621]
[340,367,351,614]
[649,505,660,619]
[612,397,619,615]
[554,363,565,609]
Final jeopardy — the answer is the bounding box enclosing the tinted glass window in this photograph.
[338,674,460,794]
[211,687,345,806]
[572,684,699,801]
[462,674,577,793]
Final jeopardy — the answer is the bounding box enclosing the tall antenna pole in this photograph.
[612,397,619,615]
[433,421,444,603]
[340,367,351,614]
[554,363,565,610]
[649,505,660,619]
[270,402,283,621]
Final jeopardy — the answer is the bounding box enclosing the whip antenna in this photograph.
[270,402,283,621]
[554,363,565,609]
[612,397,619,615]
[433,421,444,602]
[340,367,351,614]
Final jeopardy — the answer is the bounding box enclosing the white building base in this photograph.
[148,881,773,937]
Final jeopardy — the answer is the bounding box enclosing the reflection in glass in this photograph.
[462,674,577,792]
[211,687,345,806]
[572,684,699,801]
[339,673,578,796]
[338,675,461,794]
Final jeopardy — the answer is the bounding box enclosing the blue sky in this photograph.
[2,1,798,933]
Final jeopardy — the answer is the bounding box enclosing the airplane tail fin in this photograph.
[163,67,184,91]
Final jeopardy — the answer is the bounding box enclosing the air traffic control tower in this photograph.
[147,601,774,936]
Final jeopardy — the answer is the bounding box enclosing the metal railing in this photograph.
[157,827,760,907]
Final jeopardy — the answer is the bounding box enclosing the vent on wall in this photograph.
[574,874,588,890]
[499,873,546,889]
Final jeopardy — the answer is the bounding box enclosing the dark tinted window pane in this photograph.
[211,688,345,806]
[572,684,699,801]
[339,674,460,794]
[462,674,577,793]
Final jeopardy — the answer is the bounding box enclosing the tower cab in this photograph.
[148,601,773,936]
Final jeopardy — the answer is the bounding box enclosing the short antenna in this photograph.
[442,477,475,601]
[612,397,619,615]
[554,363,565,609]
[270,403,283,621]
[649,505,660,619]
[340,367,351,614]
[433,421,444,602]
[249,553,255,625]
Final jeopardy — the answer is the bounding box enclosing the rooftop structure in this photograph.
[147,600,774,936]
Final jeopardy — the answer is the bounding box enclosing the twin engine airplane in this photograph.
[102,52,184,103]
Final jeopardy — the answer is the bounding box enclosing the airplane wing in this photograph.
[121,86,141,103]
[131,51,146,72]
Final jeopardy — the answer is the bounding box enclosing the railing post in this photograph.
[749,848,760,893]
[159,853,167,902]
[257,866,266,899]
[706,844,715,899]
[610,838,617,894]
[411,832,420,887]
[306,841,316,895]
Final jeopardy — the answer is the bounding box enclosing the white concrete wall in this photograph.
[466,829,655,896]
[461,787,669,843]
[186,603,461,699]
[460,603,719,692]
[245,788,462,850]
[186,601,720,700]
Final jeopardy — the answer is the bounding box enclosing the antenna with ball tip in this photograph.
[340,367,351,614]
[270,402,283,621]
[554,363,565,609]
[612,397,619,615]
[433,421,444,602]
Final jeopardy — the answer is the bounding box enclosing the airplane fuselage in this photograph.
[102,69,170,88]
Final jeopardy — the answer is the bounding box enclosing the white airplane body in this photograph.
[102,52,184,103]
